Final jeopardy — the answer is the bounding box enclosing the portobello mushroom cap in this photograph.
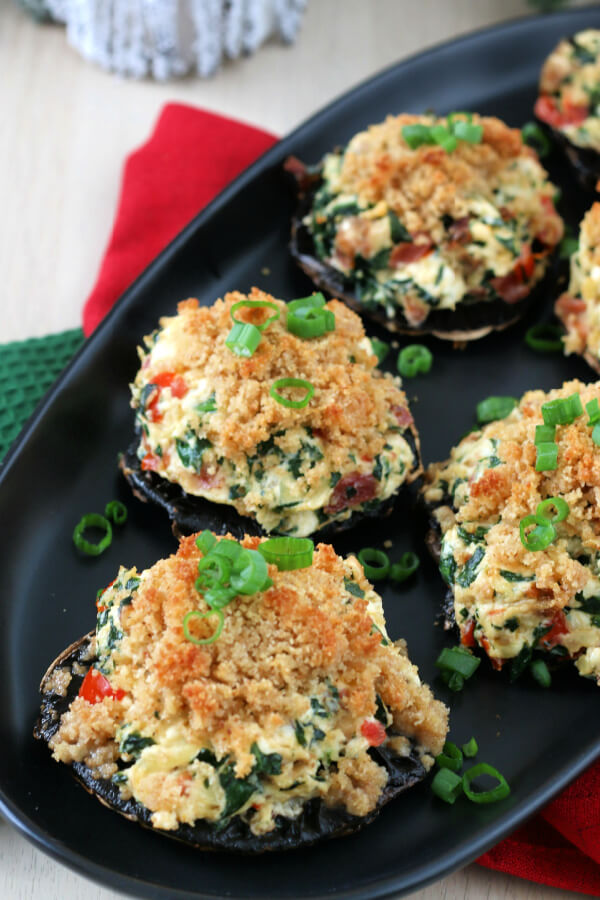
[289,161,555,343]
[34,633,429,853]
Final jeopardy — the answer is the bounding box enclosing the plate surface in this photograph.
[3,7,600,899]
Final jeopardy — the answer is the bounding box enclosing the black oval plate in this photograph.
[2,7,600,900]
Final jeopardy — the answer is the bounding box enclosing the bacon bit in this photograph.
[78,668,126,704]
[360,719,387,747]
[324,472,377,515]
[539,610,569,650]
[390,241,433,266]
[556,294,586,317]
[499,206,514,222]
[535,95,588,128]
[391,404,414,428]
[460,619,476,648]
[283,155,307,179]
[189,468,223,491]
[447,216,471,244]
[402,294,429,326]
[141,452,162,472]
[480,636,504,670]
[491,255,531,304]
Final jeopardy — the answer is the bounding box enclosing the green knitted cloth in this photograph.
[0,329,84,462]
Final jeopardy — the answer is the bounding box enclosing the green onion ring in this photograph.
[258,537,314,571]
[525,323,563,353]
[196,555,231,592]
[230,548,270,595]
[593,424,600,447]
[536,497,569,523]
[203,586,238,609]
[196,530,217,555]
[73,514,113,557]
[462,737,478,758]
[357,548,390,581]
[225,322,262,357]
[270,378,315,409]
[397,344,433,378]
[436,646,480,679]
[530,658,552,688]
[390,552,420,582]
[209,538,244,562]
[534,424,555,445]
[476,395,518,425]
[436,741,463,772]
[431,767,463,804]
[104,500,127,525]
[586,398,600,426]
[519,514,556,551]
[535,442,558,472]
[446,672,465,691]
[230,299,280,332]
[182,609,224,645]
[370,338,389,364]
[462,763,510,804]
[522,121,551,158]
[286,306,335,339]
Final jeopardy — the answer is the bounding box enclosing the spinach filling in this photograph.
[175,429,212,473]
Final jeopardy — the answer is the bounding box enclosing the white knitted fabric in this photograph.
[45,0,306,78]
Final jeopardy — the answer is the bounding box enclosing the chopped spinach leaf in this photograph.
[456,546,485,588]
[504,617,520,632]
[251,742,282,776]
[370,622,390,646]
[119,731,155,758]
[229,485,246,500]
[439,551,457,586]
[219,764,256,819]
[196,748,219,767]
[310,697,330,718]
[196,393,217,414]
[500,570,535,583]
[330,471,341,488]
[575,593,600,615]
[175,430,212,473]
[388,210,411,243]
[457,525,489,544]
[294,720,307,746]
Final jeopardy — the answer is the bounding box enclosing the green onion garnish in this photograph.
[593,424,600,447]
[390,552,420,582]
[530,658,552,688]
[182,609,224,645]
[431,767,463,804]
[462,737,478,758]
[210,538,244,562]
[104,500,127,525]
[535,442,558,472]
[397,344,433,378]
[402,123,432,149]
[536,496,569,523]
[462,763,510,804]
[203,586,238,609]
[476,396,518,425]
[402,114,483,154]
[230,299,280,332]
[541,393,582,426]
[370,338,389,365]
[430,124,457,153]
[270,377,315,409]
[196,529,217,555]
[436,741,463,772]
[196,555,231,592]
[225,321,262,358]
[286,294,335,340]
[72,513,113,556]
[520,514,556,551]
[586,399,600,425]
[435,646,481,680]
[559,236,579,259]
[258,537,314,571]
[357,548,390,581]
[446,672,465,692]
[525,324,563,353]
[230,549,269,595]
[521,121,551,158]
[535,424,556,444]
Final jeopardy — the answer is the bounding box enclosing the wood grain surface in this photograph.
[0,0,589,896]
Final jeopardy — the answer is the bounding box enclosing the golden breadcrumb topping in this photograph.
[424,380,600,681]
[49,535,448,834]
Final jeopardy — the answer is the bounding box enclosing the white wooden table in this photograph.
[0,0,590,896]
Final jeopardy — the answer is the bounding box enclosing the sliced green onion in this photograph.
[452,120,483,143]
[370,338,389,364]
[536,497,569,523]
[541,394,582,426]
[430,124,457,152]
[520,514,556,551]
[357,548,390,581]
[73,514,113,557]
[522,121,551,158]
[203,586,238,609]
[104,500,127,525]
[586,398,600,425]
[593,424,600,447]
[462,737,479,758]
[196,555,231,591]
[446,672,465,692]
[559,236,579,259]
[402,123,432,149]
[567,393,584,419]
[258,537,314,571]
[182,609,224,645]
[462,763,510,804]
[530,658,552,688]
[230,299,280,332]
[210,538,244,562]
[535,442,558,472]
[390,552,420,582]
[435,646,481,679]
[196,530,217,555]
[230,549,270,595]
[476,396,518,425]
[225,321,262,358]
[525,324,563,353]
[535,424,556,444]
[270,378,315,409]
[436,741,463,772]
[431,768,463,804]
[397,344,433,378]
[288,293,327,310]
[287,294,335,340]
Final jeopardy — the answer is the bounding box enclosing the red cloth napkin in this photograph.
[83,101,600,894]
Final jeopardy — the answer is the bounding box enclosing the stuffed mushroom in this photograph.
[35,532,449,851]
[555,201,600,374]
[288,113,563,341]
[120,289,421,538]
[536,29,600,190]
[423,380,600,685]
